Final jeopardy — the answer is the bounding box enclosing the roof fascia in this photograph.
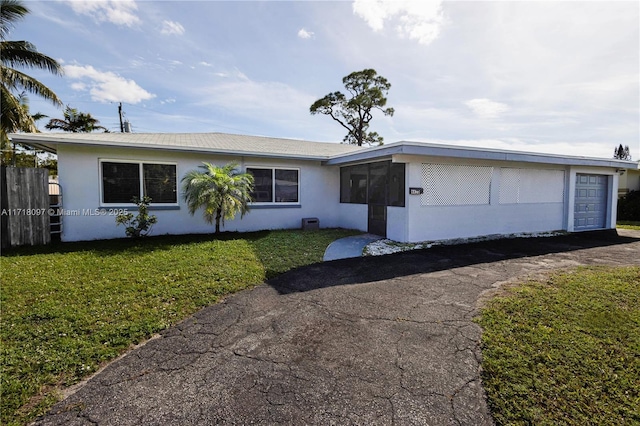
[325,142,636,169]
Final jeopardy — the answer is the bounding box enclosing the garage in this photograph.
[574,174,608,230]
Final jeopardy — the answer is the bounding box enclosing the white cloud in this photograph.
[64,64,155,104]
[161,20,185,36]
[65,0,140,27]
[70,82,87,91]
[352,0,445,45]
[297,28,314,39]
[464,98,509,119]
[199,72,314,122]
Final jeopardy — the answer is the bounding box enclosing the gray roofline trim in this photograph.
[324,141,637,169]
[10,133,636,170]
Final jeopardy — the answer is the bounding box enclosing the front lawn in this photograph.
[476,266,640,425]
[0,229,359,426]
[617,221,640,230]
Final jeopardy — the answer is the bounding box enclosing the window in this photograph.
[247,167,299,203]
[143,164,177,203]
[101,161,177,205]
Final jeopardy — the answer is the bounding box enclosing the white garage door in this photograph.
[574,174,608,230]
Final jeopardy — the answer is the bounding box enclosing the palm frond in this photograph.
[1,66,63,106]
[181,162,255,231]
[1,83,35,135]
[0,0,29,40]
[1,41,63,75]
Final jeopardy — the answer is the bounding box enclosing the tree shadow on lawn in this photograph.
[267,230,640,294]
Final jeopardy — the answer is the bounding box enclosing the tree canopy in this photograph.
[613,144,631,161]
[310,69,394,146]
[45,106,108,133]
[1,0,63,152]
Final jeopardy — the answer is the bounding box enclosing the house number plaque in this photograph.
[409,187,424,195]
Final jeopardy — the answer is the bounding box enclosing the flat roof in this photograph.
[9,132,637,169]
[324,140,637,169]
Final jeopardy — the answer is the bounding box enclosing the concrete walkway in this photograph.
[323,233,383,261]
[35,230,640,426]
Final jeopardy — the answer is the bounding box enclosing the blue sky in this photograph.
[12,0,640,158]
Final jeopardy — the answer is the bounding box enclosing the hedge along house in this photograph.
[10,132,635,243]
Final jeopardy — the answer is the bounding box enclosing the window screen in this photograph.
[340,165,368,204]
[275,169,298,202]
[248,168,273,203]
[101,161,177,204]
[247,168,299,203]
[339,162,405,207]
[102,162,140,204]
[143,164,177,203]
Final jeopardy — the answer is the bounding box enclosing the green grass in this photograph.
[0,228,359,426]
[617,221,640,230]
[476,266,640,425]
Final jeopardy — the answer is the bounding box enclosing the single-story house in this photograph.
[10,132,636,243]
[618,162,640,197]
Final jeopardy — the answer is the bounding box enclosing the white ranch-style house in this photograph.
[11,132,636,243]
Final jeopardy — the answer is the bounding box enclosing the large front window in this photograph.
[101,161,177,205]
[247,167,299,203]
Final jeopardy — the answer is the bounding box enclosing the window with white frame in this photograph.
[101,160,177,205]
[246,167,299,203]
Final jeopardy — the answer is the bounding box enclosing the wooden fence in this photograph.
[1,166,51,249]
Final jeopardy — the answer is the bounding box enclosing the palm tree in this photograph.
[45,105,108,133]
[1,0,63,163]
[4,92,51,166]
[181,162,254,234]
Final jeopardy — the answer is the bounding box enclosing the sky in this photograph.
[10,0,640,159]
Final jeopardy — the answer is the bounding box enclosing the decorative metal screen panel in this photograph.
[421,163,493,206]
[499,168,565,204]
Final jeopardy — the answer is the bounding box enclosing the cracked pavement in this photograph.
[34,230,640,425]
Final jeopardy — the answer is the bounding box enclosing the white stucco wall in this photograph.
[56,145,341,241]
[386,206,408,241]
[402,158,570,242]
[56,145,623,243]
[335,203,368,233]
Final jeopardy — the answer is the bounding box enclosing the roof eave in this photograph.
[325,142,636,169]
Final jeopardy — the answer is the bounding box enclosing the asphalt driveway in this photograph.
[35,230,640,425]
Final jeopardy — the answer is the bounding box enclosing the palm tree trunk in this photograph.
[215,208,222,233]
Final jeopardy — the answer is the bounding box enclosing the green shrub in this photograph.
[115,196,158,238]
[617,190,640,221]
